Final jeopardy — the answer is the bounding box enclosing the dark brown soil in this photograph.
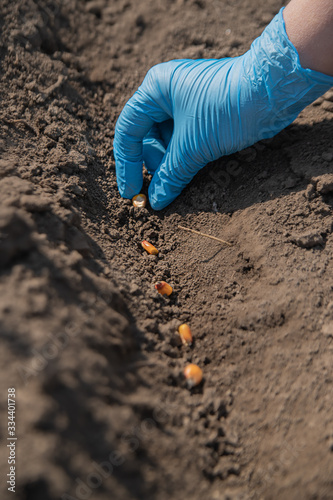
[0,1,332,499]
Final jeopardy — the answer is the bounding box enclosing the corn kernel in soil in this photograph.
[154,281,173,296]
[132,194,147,207]
[178,324,193,346]
[142,240,158,255]
[184,364,203,388]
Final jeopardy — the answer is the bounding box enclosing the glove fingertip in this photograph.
[148,194,168,211]
[148,175,180,210]
[115,157,143,199]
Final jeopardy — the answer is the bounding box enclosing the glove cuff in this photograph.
[246,8,333,141]
[257,7,333,91]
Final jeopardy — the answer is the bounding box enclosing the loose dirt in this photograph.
[0,1,332,499]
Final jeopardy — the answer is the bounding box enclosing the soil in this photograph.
[0,1,332,499]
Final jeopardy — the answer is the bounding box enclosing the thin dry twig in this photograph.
[178,225,233,246]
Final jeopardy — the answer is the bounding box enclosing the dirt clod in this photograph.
[315,173,333,194]
[291,231,325,248]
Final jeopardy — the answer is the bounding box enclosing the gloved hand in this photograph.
[113,7,333,210]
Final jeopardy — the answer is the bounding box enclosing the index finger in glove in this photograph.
[113,65,173,199]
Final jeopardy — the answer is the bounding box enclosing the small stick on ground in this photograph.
[178,225,233,246]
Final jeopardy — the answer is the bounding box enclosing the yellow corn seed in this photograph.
[184,364,203,388]
[154,281,173,296]
[132,193,147,208]
[178,324,193,346]
[142,240,158,255]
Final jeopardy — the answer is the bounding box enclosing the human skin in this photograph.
[284,0,333,76]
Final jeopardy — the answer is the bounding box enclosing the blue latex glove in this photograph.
[113,8,333,210]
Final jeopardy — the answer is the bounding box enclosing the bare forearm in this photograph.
[284,0,333,75]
